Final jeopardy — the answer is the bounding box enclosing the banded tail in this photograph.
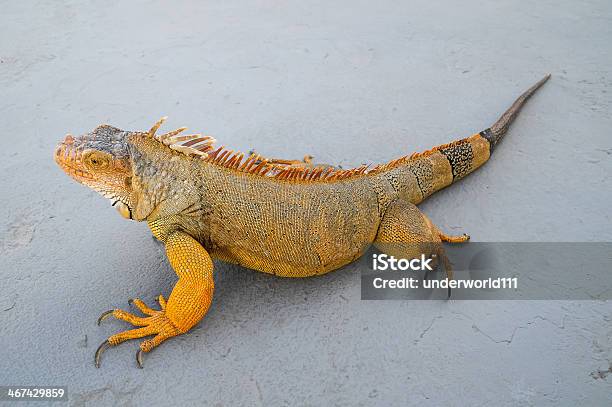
[400,74,550,203]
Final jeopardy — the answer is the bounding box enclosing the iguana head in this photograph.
[54,124,137,219]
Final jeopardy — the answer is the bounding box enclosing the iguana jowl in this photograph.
[54,75,550,368]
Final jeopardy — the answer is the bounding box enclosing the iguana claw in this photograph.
[97,310,114,325]
[94,340,111,368]
[136,349,145,369]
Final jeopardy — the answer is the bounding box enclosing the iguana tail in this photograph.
[484,73,551,150]
[404,74,550,203]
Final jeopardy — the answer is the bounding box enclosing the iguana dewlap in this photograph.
[54,75,550,368]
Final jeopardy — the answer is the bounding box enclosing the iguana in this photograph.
[54,75,550,368]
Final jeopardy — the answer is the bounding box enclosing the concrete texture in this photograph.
[1,1,611,405]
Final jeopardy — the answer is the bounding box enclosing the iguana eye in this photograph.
[83,150,111,170]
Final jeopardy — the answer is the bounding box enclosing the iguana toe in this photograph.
[95,298,181,368]
[156,295,167,310]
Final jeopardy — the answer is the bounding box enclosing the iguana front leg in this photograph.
[95,231,214,368]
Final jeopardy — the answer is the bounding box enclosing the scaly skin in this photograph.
[54,75,550,368]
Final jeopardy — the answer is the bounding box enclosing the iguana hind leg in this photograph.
[268,154,314,165]
[373,200,469,297]
[248,150,338,170]
[439,231,470,243]
[95,231,214,368]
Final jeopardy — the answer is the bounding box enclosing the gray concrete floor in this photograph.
[1,1,611,405]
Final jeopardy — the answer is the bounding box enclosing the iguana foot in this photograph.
[437,233,468,297]
[95,296,180,369]
[95,231,214,369]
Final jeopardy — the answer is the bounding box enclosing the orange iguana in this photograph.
[54,75,550,368]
